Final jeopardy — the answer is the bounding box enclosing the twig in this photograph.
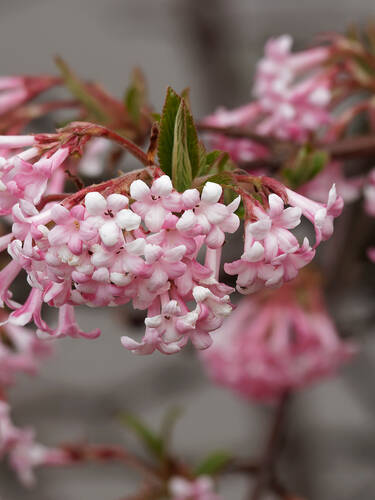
[249,392,290,500]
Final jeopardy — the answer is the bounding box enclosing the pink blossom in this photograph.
[200,276,356,402]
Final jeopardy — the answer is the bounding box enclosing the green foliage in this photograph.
[119,413,164,458]
[157,87,199,190]
[194,451,232,476]
[158,87,181,177]
[283,146,328,189]
[55,56,108,123]
[172,100,194,191]
[124,68,147,124]
[120,407,183,460]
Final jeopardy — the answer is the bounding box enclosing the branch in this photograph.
[67,122,149,165]
[198,122,375,165]
[249,392,290,500]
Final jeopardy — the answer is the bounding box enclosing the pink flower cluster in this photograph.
[200,276,356,402]
[169,476,221,500]
[253,35,333,140]
[203,35,333,165]
[225,185,343,294]
[2,159,241,353]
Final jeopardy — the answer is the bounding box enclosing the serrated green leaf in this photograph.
[158,87,199,184]
[158,87,181,177]
[172,99,193,192]
[119,413,163,458]
[194,451,232,476]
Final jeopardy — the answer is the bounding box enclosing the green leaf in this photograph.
[55,56,108,123]
[159,406,183,456]
[158,87,181,177]
[124,68,147,124]
[172,99,193,192]
[282,146,328,189]
[194,451,232,476]
[185,105,200,178]
[158,87,199,184]
[151,112,161,123]
[119,413,163,458]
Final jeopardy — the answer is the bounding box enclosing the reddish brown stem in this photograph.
[68,122,149,165]
[198,122,375,162]
[249,392,290,500]
[61,443,162,484]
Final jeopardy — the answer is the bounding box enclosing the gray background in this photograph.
[1,1,375,499]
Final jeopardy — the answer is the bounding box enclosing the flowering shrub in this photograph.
[0,25,375,500]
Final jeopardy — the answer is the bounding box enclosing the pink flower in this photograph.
[169,476,222,500]
[131,175,182,232]
[286,184,343,245]
[0,145,69,215]
[200,275,356,402]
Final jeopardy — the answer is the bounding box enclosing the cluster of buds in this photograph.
[0,120,344,355]
[200,271,356,402]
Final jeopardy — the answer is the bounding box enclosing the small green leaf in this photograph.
[194,451,232,476]
[119,413,163,458]
[151,112,161,123]
[55,56,108,123]
[172,99,193,192]
[282,146,328,189]
[158,87,181,177]
[124,68,147,124]
[159,406,183,456]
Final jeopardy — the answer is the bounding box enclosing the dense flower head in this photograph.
[0,155,241,353]
[169,476,222,500]
[200,272,356,402]
[0,127,343,356]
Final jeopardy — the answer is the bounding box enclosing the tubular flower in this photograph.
[200,273,356,402]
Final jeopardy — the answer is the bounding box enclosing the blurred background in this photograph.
[1,1,375,499]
